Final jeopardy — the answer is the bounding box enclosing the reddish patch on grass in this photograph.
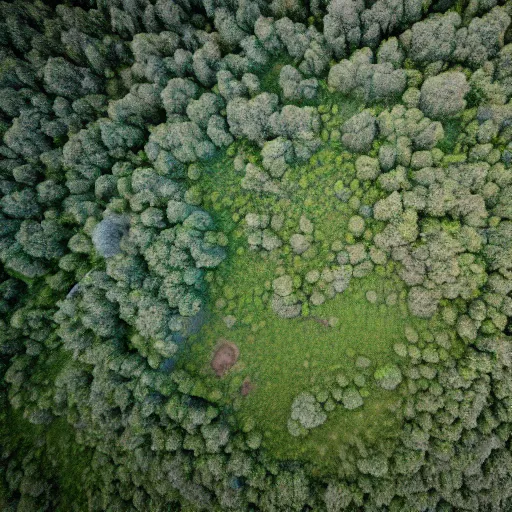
[240,378,254,396]
[303,316,330,327]
[211,340,240,377]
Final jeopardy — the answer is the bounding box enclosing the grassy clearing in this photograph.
[182,251,415,471]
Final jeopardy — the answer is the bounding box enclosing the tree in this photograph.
[260,137,294,179]
[92,215,129,258]
[420,72,470,120]
[408,286,439,318]
[409,12,461,64]
[108,84,163,127]
[43,57,102,99]
[214,8,247,50]
[226,92,279,144]
[341,110,378,153]
[161,78,199,116]
[374,364,403,390]
[341,387,363,409]
[279,65,319,101]
[186,93,224,129]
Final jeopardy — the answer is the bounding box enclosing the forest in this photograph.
[1,0,512,510]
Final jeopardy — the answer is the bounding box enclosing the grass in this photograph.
[45,417,95,512]
[181,250,416,473]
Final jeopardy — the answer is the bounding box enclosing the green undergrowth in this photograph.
[259,56,296,98]
[0,408,93,511]
[437,118,463,153]
[197,140,387,265]
[180,93,425,470]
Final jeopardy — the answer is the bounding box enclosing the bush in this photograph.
[290,392,327,429]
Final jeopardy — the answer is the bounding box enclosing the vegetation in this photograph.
[182,261,411,469]
[1,0,512,510]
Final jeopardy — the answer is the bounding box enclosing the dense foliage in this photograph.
[1,0,512,510]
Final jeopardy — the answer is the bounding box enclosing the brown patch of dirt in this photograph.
[240,378,254,396]
[211,340,240,377]
[303,316,330,327]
